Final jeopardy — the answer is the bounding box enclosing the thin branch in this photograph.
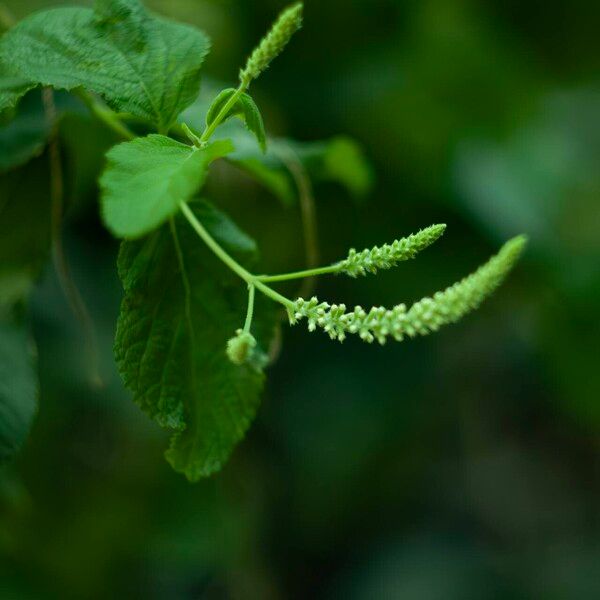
[272,143,320,299]
[243,284,256,333]
[256,264,339,282]
[43,88,103,388]
[179,202,294,310]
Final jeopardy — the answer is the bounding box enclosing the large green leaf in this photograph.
[0,316,38,464]
[100,135,233,239]
[115,201,275,480]
[0,0,210,131]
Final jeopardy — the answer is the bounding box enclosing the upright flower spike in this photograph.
[339,224,446,277]
[290,236,527,344]
[240,3,303,85]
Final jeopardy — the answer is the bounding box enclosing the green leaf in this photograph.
[59,110,122,212]
[0,159,48,462]
[205,88,267,152]
[178,81,372,204]
[225,131,373,205]
[0,0,210,130]
[317,136,374,200]
[0,158,52,309]
[190,201,258,260]
[0,64,35,114]
[0,89,86,174]
[115,201,275,480]
[274,136,374,201]
[0,91,51,173]
[0,315,38,464]
[100,135,233,239]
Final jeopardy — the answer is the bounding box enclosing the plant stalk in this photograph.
[179,202,294,310]
[243,284,256,333]
[199,84,247,143]
[257,264,340,282]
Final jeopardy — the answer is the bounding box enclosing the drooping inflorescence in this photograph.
[338,224,446,277]
[240,3,303,84]
[289,235,526,344]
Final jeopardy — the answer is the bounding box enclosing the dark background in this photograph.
[1,0,599,598]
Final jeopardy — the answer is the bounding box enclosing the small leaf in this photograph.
[239,94,267,153]
[0,89,84,174]
[100,135,233,239]
[319,137,374,200]
[0,91,51,173]
[230,133,373,205]
[0,0,210,130]
[0,315,38,465]
[278,136,374,201]
[115,201,276,479]
[206,88,267,152]
[178,82,372,204]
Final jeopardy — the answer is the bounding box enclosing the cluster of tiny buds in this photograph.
[289,297,413,344]
[226,329,257,365]
[288,235,527,345]
[339,224,446,277]
[240,3,303,84]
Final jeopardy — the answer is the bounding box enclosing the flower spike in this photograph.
[339,224,446,277]
[290,236,527,344]
[240,3,303,84]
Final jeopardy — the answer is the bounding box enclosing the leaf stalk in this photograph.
[179,202,294,310]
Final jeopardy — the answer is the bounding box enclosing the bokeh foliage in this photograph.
[1,0,599,598]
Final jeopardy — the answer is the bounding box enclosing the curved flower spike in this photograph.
[290,235,527,344]
[339,224,446,277]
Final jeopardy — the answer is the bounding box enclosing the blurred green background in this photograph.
[1,0,599,598]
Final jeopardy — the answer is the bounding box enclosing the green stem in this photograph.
[179,202,294,310]
[273,142,320,298]
[179,202,253,282]
[199,83,248,143]
[243,284,256,333]
[76,89,135,140]
[256,264,340,282]
[43,88,102,388]
[254,279,293,309]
